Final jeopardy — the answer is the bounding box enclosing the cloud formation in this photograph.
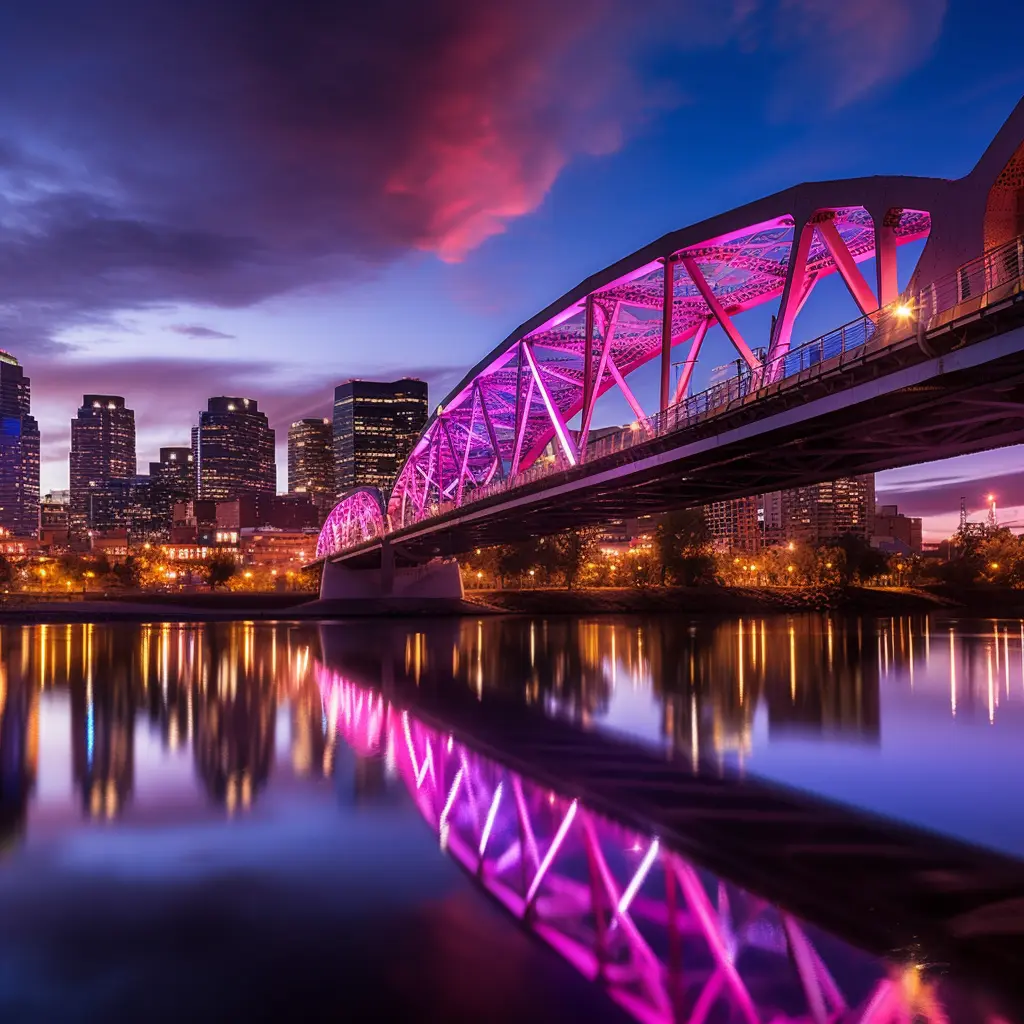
[0,0,950,488]
[169,325,236,340]
[0,0,949,348]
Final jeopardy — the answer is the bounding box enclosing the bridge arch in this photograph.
[316,487,387,560]
[317,97,1024,558]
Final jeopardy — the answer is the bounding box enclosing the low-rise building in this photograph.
[872,504,923,554]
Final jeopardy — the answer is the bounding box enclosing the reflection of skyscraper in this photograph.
[290,686,334,778]
[70,676,135,819]
[0,680,38,852]
[194,667,275,812]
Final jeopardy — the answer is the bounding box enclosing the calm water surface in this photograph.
[0,614,1020,1022]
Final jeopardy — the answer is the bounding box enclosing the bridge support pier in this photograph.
[319,554,465,602]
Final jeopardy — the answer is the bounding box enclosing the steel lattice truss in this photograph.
[315,487,386,559]
[317,666,994,1024]
[318,196,931,558]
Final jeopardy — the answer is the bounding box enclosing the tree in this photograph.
[0,555,13,588]
[833,533,887,585]
[203,555,237,590]
[655,508,710,585]
[551,527,599,589]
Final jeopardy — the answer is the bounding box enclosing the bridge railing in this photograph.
[452,234,1024,513]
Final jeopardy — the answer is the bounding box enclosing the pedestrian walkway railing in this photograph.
[448,234,1024,517]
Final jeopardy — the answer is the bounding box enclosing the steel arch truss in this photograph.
[386,203,929,534]
[317,666,982,1024]
[316,487,387,560]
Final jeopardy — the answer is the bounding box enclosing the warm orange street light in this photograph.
[991,561,1000,570]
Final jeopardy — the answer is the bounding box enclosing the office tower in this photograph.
[781,475,876,545]
[705,496,761,553]
[332,378,427,494]
[287,418,334,515]
[192,397,276,501]
[69,395,136,535]
[0,352,39,537]
[148,447,195,536]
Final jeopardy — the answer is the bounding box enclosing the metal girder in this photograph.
[681,256,761,369]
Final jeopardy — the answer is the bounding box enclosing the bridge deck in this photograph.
[363,679,1024,1007]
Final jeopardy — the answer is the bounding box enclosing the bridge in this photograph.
[315,648,1024,1023]
[315,98,1024,598]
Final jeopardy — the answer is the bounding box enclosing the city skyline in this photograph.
[0,2,1021,540]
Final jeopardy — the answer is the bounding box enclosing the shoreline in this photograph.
[0,583,1018,623]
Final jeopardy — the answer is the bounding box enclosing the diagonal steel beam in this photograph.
[522,341,579,465]
[660,257,675,412]
[766,220,815,364]
[816,219,877,314]
[681,256,761,369]
[606,355,648,424]
[673,318,712,404]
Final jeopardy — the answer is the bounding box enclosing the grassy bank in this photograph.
[0,583,1016,624]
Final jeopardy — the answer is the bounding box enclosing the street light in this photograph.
[991,561,1000,570]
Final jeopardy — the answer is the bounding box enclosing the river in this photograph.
[0,614,1020,1022]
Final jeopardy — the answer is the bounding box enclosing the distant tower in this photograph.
[0,351,40,537]
[987,494,999,530]
[192,397,276,501]
[959,497,968,531]
[69,395,136,536]
[287,418,334,518]
[332,379,427,496]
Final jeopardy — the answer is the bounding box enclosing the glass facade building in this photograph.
[148,447,195,536]
[778,475,876,545]
[332,379,427,495]
[192,397,276,501]
[0,352,39,537]
[69,394,136,536]
[287,418,334,517]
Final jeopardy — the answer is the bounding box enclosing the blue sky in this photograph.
[0,0,1021,537]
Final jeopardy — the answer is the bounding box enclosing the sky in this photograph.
[0,0,1022,540]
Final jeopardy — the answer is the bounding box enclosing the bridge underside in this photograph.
[330,296,1024,569]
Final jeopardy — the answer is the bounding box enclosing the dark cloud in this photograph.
[169,325,236,340]
[0,0,948,352]
[877,468,1024,519]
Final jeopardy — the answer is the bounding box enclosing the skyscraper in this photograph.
[332,378,427,494]
[778,475,876,545]
[0,352,39,537]
[288,418,334,516]
[192,397,276,501]
[705,496,760,553]
[69,395,136,535]
[148,447,195,536]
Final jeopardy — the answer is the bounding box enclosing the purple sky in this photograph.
[0,0,1021,539]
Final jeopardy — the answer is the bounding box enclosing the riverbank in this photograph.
[471,585,953,616]
[0,583,968,622]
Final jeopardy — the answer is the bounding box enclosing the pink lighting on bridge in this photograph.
[316,665,1007,1024]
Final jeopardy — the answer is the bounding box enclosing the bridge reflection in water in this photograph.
[317,663,1015,1024]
